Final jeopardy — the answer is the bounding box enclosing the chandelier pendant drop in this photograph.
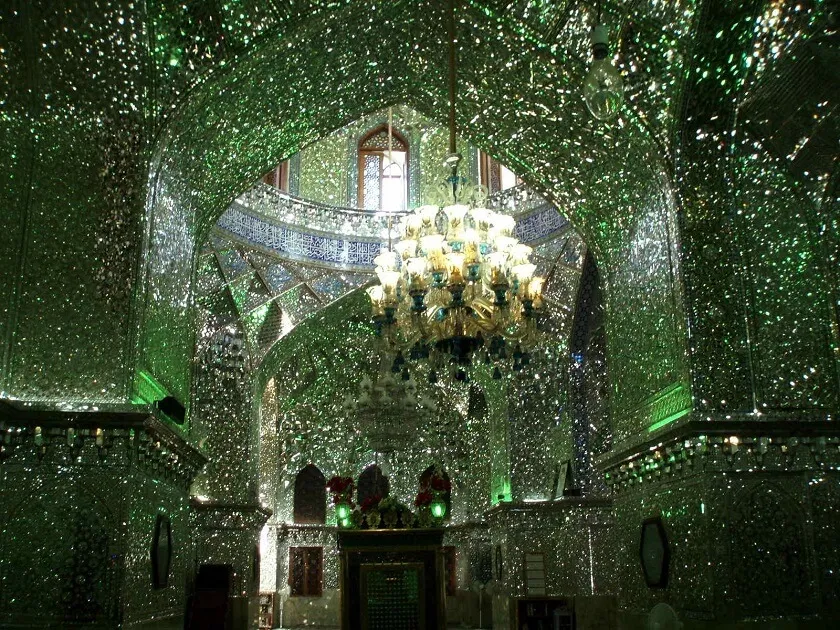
[343,362,437,453]
[366,0,546,383]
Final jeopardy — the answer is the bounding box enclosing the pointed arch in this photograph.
[357,465,389,506]
[293,464,326,525]
[357,124,409,211]
[420,465,452,520]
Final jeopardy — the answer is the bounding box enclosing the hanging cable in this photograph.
[387,106,394,250]
[447,0,457,157]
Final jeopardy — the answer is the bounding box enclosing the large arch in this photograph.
[139,1,687,422]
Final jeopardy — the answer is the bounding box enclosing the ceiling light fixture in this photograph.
[366,0,546,383]
[583,1,624,121]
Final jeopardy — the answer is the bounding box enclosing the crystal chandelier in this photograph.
[343,370,437,453]
[365,0,546,382]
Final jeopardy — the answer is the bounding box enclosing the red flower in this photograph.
[415,490,433,507]
[361,495,382,513]
[327,476,354,494]
[332,495,355,509]
[430,476,451,492]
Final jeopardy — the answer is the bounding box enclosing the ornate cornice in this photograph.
[485,498,613,527]
[597,411,840,493]
[189,499,272,531]
[0,399,207,489]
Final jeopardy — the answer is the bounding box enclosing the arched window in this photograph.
[293,464,326,524]
[420,465,452,519]
[358,125,408,212]
[357,464,390,506]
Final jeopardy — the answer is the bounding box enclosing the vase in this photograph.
[397,510,413,528]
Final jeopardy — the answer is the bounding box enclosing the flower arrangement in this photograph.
[415,489,434,508]
[326,475,354,498]
[331,467,451,530]
[339,494,416,530]
[429,475,452,493]
[327,476,355,521]
[360,494,382,513]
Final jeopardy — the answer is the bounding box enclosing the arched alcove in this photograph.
[419,465,452,519]
[139,1,681,410]
[568,251,610,493]
[293,464,327,525]
[357,465,390,506]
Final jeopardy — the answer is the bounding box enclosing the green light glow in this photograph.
[491,478,512,506]
[132,370,169,405]
[431,500,446,519]
[336,503,351,520]
[647,408,691,433]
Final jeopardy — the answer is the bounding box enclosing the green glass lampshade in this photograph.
[430,499,446,519]
[336,503,351,520]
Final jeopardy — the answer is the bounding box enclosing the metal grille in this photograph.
[363,154,380,211]
[363,566,422,630]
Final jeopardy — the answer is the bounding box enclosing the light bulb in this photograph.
[512,263,537,296]
[394,239,418,261]
[486,251,509,286]
[377,270,401,302]
[374,250,397,272]
[401,214,422,240]
[366,286,385,316]
[446,252,466,285]
[491,214,516,237]
[405,257,429,290]
[418,205,440,235]
[508,244,533,266]
[443,204,469,240]
[470,208,493,238]
[583,25,624,122]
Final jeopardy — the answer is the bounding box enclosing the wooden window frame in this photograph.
[357,125,409,211]
[289,546,324,597]
[444,545,457,596]
[262,160,290,191]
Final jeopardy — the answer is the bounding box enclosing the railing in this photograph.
[217,183,568,269]
[486,183,548,215]
[240,183,548,233]
[237,184,394,239]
